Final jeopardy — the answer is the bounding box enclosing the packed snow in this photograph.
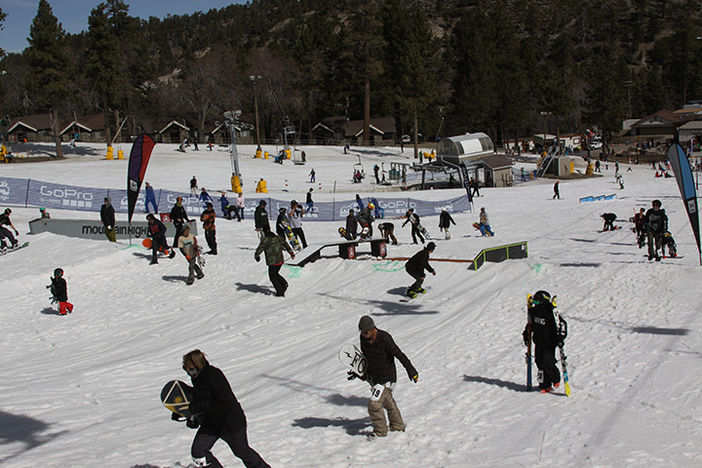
[1,141,702,468]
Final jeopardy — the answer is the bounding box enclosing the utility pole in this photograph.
[249,75,263,152]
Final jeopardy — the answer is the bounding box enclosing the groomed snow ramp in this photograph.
[468,241,528,271]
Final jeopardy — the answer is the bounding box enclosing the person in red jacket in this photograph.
[178,350,270,468]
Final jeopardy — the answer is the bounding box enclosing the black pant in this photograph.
[173,224,184,248]
[292,227,307,248]
[534,345,560,389]
[151,235,169,262]
[205,230,217,254]
[406,268,425,293]
[268,264,288,296]
[191,426,269,468]
[0,226,16,246]
[411,226,424,244]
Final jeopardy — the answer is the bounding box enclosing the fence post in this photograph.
[24,179,31,208]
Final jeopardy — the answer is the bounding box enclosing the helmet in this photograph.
[368,203,375,209]
[532,290,551,305]
[54,268,64,278]
[40,207,46,211]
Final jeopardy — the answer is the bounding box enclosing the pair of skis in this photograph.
[525,294,571,396]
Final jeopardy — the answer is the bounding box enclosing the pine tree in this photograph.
[25,0,72,158]
[0,6,7,58]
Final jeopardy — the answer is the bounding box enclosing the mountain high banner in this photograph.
[667,143,701,263]
[127,135,156,223]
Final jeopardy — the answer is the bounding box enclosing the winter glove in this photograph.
[189,399,208,415]
[186,417,200,429]
[522,327,530,346]
[411,373,419,383]
[171,412,186,422]
[186,254,192,261]
[255,256,261,262]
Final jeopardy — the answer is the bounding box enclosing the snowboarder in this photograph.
[306,188,314,212]
[178,350,271,468]
[600,213,617,231]
[470,178,480,198]
[373,164,380,184]
[402,208,424,244]
[378,222,398,245]
[200,202,217,255]
[355,194,364,212]
[48,268,73,315]
[345,209,358,240]
[147,213,175,265]
[478,207,494,236]
[189,176,198,195]
[353,315,418,439]
[644,199,668,261]
[553,181,561,199]
[254,200,270,238]
[199,188,214,209]
[309,168,316,183]
[255,230,295,297]
[39,207,51,219]
[144,182,158,213]
[522,291,567,394]
[178,225,204,285]
[405,242,436,298]
[288,200,307,248]
[0,208,20,250]
[633,208,646,248]
[170,197,191,248]
[219,193,231,219]
[438,209,456,239]
[100,198,116,243]
[357,204,374,239]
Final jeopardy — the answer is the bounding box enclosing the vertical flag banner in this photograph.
[127,134,156,223]
[667,144,701,260]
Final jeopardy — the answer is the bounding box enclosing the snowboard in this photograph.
[161,380,194,418]
[281,218,302,251]
[525,294,533,391]
[0,241,29,255]
[400,286,432,302]
[339,343,368,377]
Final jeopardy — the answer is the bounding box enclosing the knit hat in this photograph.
[427,241,436,250]
[358,315,375,332]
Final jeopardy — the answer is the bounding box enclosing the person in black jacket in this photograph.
[522,291,567,393]
[0,208,19,249]
[179,350,270,468]
[169,197,190,248]
[404,242,436,298]
[100,197,116,242]
[644,199,668,261]
[147,214,175,264]
[402,208,424,244]
[345,209,358,240]
[48,268,73,315]
[254,200,270,238]
[355,316,418,439]
[600,213,617,231]
[438,209,456,239]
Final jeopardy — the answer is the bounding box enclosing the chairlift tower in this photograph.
[224,110,242,177]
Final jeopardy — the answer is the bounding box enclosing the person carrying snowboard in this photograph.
[288,200,307,248]
[100,198,116,242]
[170,197,190,248]
[48,268,73,315]
[522,291,567,393]
[0,208,19,250]
[352,315,418,439]
[600,213,617,231]
[147,214,175,264]
[178,350,271,468]
[200,202,217,255]
[404,242,436,298]
[402,208,424,244]
[178,225,204,285]
[478,207,494,236]
[644,199,668,261]
[255,230,295,297]
[438,209,456,239]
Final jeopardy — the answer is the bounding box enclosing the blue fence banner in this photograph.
[1,177,473,221]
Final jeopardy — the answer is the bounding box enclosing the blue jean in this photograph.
[480,224,494,236]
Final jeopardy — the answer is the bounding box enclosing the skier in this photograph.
[189,176,198,195]
[402,208,424,244]
[144,182,158,213]
[0,208,20,250]
[306,188,314,212]
[178,350,271,468]
[633,208,646,248]
[352,315,418,439]
[644,199,668,261]
[200,202,217,255]
[377,222,398,245]
[600,213,617,231]
[254,200,270,238]
[147,213,175,265]
[39,207,51,219]
[438,209,456,240]
[522,291,567,394]
[235,193,245,222]
[100,198,116,242]
[178,225,204,285]
[404,242,436,298]
[553,181,561,199]
[48,268,73,315]
[357,204,374,239]
[288,200,308,248]
[345,209,358,240]
[478,207,495,236]
[170,197,191,248]
[255,230,295,297]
